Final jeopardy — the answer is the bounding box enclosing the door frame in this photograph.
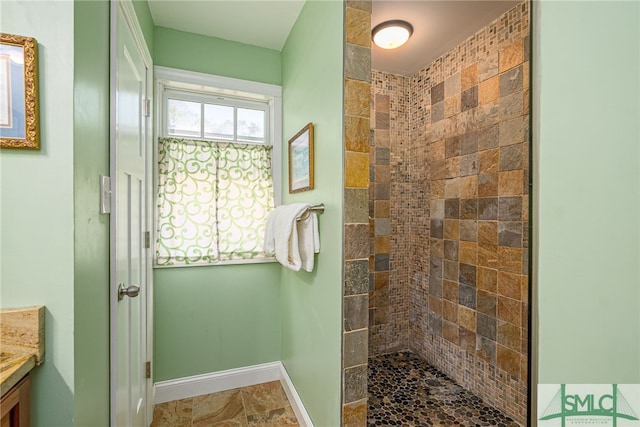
[109,0,154,424]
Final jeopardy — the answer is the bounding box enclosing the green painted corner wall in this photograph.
[153,26,282,85]
[0,1,76,425]
[73,0,111,425]
[280,1,344,426]
[534,0,640,385]
[153,264,282,381]
[151,16,283,382]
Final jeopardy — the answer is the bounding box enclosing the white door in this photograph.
[110,2,151,426]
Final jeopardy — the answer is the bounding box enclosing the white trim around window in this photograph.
[153,66,283,268]
[154,66,282,204]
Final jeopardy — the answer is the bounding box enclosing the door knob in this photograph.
[118,283,140,301]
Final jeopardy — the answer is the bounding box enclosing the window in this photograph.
[155,67,282,267]
[164,92,268,143]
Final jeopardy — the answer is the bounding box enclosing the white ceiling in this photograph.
[372,0,520,75]
[148,0,306,51]
[147,0,520,75]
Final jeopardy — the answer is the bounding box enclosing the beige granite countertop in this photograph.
[1,351,36,396]
[0,306,45,397]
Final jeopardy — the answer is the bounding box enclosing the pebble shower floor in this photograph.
[368,352,521,426]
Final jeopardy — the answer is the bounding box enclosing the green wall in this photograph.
[1,1,151,425]
[153,265,282,380]
[151,16,285,382]
[153,26,282,85]
[280,2,344,425]
[535,0,640,384]
[0,1,76,425]
[73,0,111,425]
[153,5,346,426]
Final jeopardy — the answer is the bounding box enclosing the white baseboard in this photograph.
[153,361,314,427]
[278,363,315,427]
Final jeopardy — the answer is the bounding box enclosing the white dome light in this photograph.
[372,20,413,50]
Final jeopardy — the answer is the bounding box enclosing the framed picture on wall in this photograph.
[288,122,314,193]
[0,33,40,150]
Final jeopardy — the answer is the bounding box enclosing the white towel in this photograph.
[297,210,320,272]
[264,203,320,272]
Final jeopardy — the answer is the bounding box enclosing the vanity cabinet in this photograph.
[0,375,30,427]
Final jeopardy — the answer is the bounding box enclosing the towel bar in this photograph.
[296,204,324,221]
[307,204,325,214]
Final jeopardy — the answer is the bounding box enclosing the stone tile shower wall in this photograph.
[369,3,530,424]
[369,72,411,355]
[342,1,372,426]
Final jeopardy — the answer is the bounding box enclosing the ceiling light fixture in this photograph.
[372,20,414,50]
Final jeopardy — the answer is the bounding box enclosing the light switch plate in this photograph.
[100,175,111,214]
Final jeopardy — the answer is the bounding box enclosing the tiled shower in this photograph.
[368,2,530,424]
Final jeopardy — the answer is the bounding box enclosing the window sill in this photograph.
[153,257,277,269]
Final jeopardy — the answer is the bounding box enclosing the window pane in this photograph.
[167,99,201,137]
[204,104,234,140]
[237,108,265,142]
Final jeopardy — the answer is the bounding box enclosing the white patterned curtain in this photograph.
[156,137,275,266]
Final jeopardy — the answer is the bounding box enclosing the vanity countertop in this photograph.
[1,350,36,396]
[0,306,45,397]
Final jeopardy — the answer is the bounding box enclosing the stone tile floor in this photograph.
[150,380,299,427]
[368,352,521,427]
